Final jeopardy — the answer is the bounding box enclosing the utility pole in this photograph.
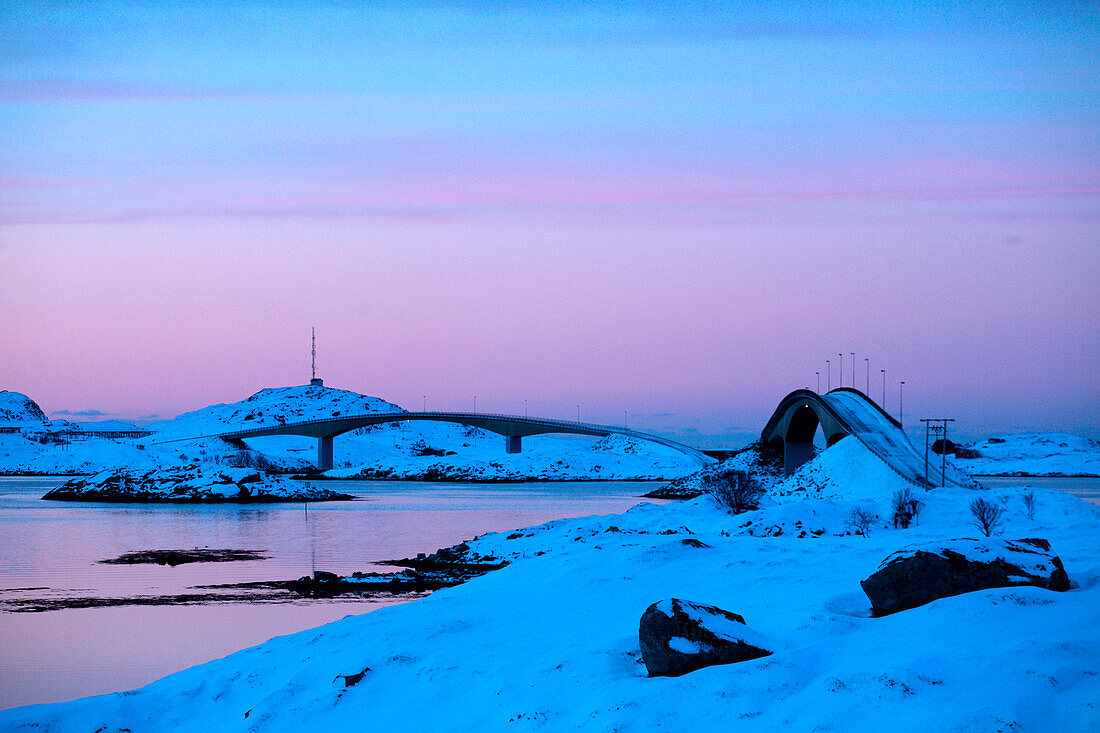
[920,418,955,487]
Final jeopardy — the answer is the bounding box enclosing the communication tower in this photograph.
[310,327,324,386]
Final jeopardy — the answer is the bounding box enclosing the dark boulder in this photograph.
[639,598,771,677]
[861,537,1070,616]
[931,438,956,455]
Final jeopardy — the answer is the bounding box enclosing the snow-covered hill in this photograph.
[148,385,404,439]
[0,391,49,426]
[949,433,1100,476]
[4,436,1097,731]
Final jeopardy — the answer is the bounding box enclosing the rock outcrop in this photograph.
[639,598,771,677]
[42,464,353,503]
[861,537,1071,616]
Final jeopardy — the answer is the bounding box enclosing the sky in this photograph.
[1,0,1098,446]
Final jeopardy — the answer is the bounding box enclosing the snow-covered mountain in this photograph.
[0,390,49,426]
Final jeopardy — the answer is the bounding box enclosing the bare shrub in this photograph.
[219,449,283,472]
[1022,491,1036,520]
[891,487,924,529]
[969,497,1005,537]
[846,507,878,536]
[702,471,766,513]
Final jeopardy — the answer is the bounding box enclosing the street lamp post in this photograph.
[838,353,844,387]
[864,358,869,393]
[881,369,886,409]
[422,395,426,411]
[473,395,477,414]
[826,360,831,391]
[899,381,906,429]
[815,371,820,393]
[850,353,855,387]
[524,398,528,418]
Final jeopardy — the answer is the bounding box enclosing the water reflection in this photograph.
[0,476,664,710]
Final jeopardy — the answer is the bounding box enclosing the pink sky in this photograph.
[2,2,1098,445]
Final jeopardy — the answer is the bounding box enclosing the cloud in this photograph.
[0,78,258,102]
[51,409,105,416]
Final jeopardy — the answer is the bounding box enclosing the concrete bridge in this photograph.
[210,411,715,470]
[761,387,974,488]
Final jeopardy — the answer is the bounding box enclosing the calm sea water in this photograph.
[0,476,665,710]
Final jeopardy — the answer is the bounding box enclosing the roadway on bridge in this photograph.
[762,388,975,488]
[202,411,715,469]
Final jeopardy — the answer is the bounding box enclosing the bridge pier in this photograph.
[505,435,522,454]
[317,435,333,471]
[783,441,815,476]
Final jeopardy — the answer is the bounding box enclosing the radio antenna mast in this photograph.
[309,327,324,386]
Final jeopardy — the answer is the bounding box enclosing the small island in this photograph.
[42,464,353,503]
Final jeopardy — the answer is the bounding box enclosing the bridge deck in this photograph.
[822,391,974,488]
[764,388,976,488]
[159,411,714,466]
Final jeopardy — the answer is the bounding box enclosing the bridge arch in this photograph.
[761,388,898,476]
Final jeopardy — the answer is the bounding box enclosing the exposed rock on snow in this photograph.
[638,598,771,677]
[42,464,353,503]
[99,549,268,565]
[861,537,1071,616]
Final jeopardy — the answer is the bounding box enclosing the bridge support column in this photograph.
[505,435,522,454]
[317,435,334,471]
[783,441,814,476]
